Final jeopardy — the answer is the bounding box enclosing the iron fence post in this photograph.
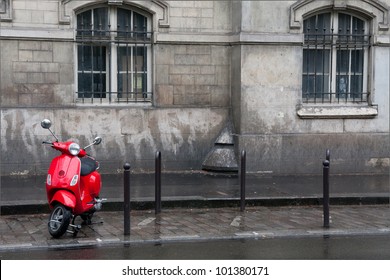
[240,150,246,212]
[155,151,161,214]
[323,158,330,228]
[123,163,131,235]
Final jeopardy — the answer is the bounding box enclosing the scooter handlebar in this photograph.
[42,141,53,145]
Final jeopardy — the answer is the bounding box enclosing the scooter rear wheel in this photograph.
[48,204,72,238]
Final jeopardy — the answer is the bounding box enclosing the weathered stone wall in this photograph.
[231,0,390,174]
[0,40,73,107]
[1,107,228,175]
[0,1,232,176]
[155,44,230,107]
[167,0,231,33]
[1,0,389,176]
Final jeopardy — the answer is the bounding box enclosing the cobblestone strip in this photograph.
[1,205,390,250]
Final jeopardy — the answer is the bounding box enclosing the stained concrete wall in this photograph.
[0,0,232,176]
[235,42,389,174]
[1,0,389,176]
[0,38,230,174]
[231,0,390,174]
[0,107,227,175]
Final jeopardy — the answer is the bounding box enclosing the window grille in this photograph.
[302,12,371,103]
[76,7,152,104]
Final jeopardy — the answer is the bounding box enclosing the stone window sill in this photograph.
[297,105,378,119]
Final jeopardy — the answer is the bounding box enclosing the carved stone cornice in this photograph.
[290,0,389,31]
[59,0,169,28]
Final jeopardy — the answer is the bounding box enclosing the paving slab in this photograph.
[1,205,390,251]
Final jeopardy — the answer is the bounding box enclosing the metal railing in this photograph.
[75,27,153,104]
[303,30,371,104]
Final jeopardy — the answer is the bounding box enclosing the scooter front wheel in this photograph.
[48,204,72,238]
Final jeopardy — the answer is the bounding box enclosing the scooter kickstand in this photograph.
[67,216,81,237]
[68,223,82,237]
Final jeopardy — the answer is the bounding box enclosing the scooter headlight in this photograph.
[69,143,80,156]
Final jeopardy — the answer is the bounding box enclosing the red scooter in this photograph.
[41,119,105,238]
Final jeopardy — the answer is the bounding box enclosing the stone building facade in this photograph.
[0,0,389,176]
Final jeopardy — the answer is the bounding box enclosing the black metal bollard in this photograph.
[240,150,246,212]
[323,159,330,228]
[123,163,131,235]
[155,151,161,214]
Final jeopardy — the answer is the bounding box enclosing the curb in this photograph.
[2,196,389,215]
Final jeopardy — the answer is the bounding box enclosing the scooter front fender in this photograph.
[50,190,76,210]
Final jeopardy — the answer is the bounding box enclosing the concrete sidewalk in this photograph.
[0,172,389,252]
[1,205,390,251]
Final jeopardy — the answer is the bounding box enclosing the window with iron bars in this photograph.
[76,6,152,104]
[302,12,371,103]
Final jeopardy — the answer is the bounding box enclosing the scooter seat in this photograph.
[80,156,98,176]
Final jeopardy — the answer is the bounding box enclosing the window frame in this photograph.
[75,5,153,105]
[302,11,371,104]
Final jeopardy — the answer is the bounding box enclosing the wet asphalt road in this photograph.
[2,234,390,260]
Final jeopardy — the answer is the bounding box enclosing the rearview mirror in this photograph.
[84,136,102,150]
[41,119,52,129]
[93,136,102,145]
